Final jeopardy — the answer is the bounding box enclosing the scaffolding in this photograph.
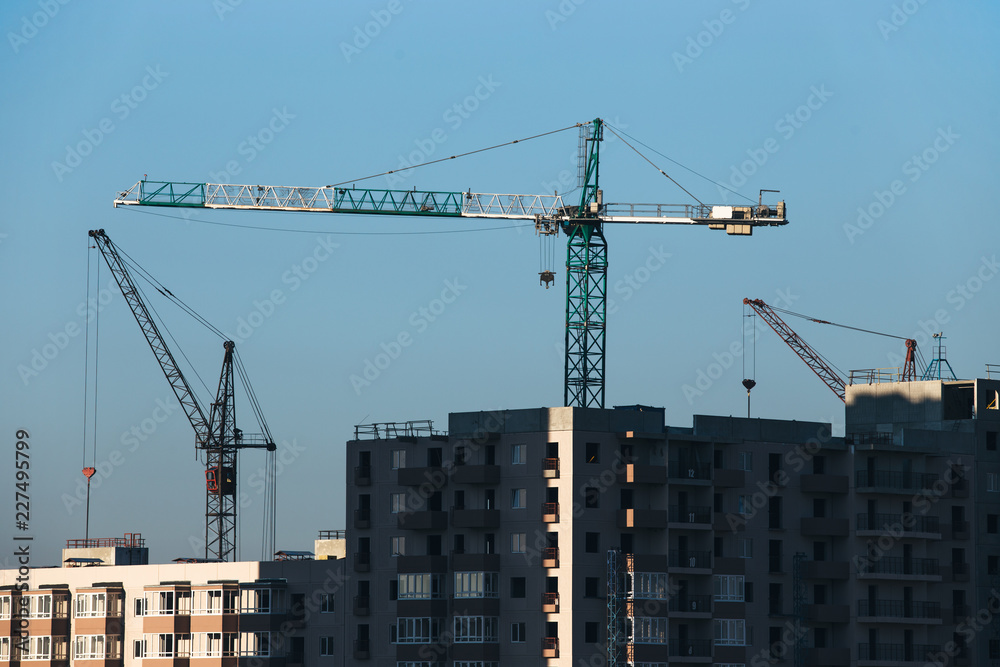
[607,548,622,667]
[792,552,807,667]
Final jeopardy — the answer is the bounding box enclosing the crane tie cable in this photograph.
[603,124,705,207]
[766,304,910,341]
[326,123,583,188]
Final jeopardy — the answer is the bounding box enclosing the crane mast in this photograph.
[89,229,275,561]
[114,119,789,408]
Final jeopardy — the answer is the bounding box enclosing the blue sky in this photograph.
[2,1,998,565]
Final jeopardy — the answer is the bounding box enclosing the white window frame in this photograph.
[454,572,499,599]
[24,636,52,661]
[739,538,753,558]
[510,532,526,553]
[319,636,335,656]
[0,596,10,620]
[510,622,526,643]
[714,619,746,646]
[191,632,237,658]
[74,592,106,617]
[714,575,745,601]
[391,536,405,556]
[391,449,406,469]
[737,495,750,516]
[511,444,525,465]
[627,617,667,644]
[238,631,272,658]
[738,451,753,471]
[28,594,51,619]
[143,633,191,659]
[321,593,335,613]
[0,637,10,661]
[395,617,440,644]
[988,472,1000,492]
[390,493,407,514]
[453,616,499,643]
[511,488,526,509]
[239,588,275,614]
[74,634,106,660]
[630,572,670,599]
[398,574,441,600]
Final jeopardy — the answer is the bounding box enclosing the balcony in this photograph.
[353,595,370,616]
[668,594,711,615]
[451,552,500,572]
[669,460,711,483]
[397,466,447,487]
[856,556,940,579]
[857,512,940,536]
[855,469,937,493]
[397,510,448,530]
[713,468,745,488]
[542,637,559,658]
[806,603,850,624]
[542,592,559,613]
[951,520,969,540]
[542,502,559,523]
[668,505,712,527]
[354,465,371,486]
[668,638,712,659]
[451,508,500,529]
[542,457,560,478]
[618,463,667,484]
[857,643,939,663]
[353,639,370,660]
[799,473,849,494]
[800,516,849,537]
[354,551,371,572]
[452,464,500,485]
[668,549,712,570]
[542,547,559,568]
[803,560,849,580]
[857,599,941,622]
[804,648,850,666]
[354,508,371,529]
[617,508,668,529]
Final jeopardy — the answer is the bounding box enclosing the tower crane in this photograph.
[114,119,790,408]
[743,297,920,403]
[89,229,276,561]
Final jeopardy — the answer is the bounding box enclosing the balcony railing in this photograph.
[542,637,559,658]
[669,460,711,481]
[543,457,560,478]
[542,547,559,567]
[857,599,940,619]
[668,594,711,613]
[668,550,712,569]
[857,556,939,576]
[856,512,939,533]
[669,638,712,657]
[542,502,559,522]
[855,469,936,491]
[318,529,345,540]
[668,505,711,524]
[542,592,559,612]
[857,643,939,662]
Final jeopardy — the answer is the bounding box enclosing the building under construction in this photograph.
[3,375,1000,666]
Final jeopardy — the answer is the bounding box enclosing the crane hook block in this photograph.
[539,271,556,289]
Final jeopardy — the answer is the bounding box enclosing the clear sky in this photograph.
[2,1,998,566]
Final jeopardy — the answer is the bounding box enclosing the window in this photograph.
[988,472,999,492]
[391,536,405,556]
[240,589,274,614]
[142,633,190,659]
[454,616,499,643]
[194,589,236,615]
[75,592,106,617]
[990,555,999,575]
[737,495,750,516]
[390,493,407,514]
[714,619,746,646]
[74,635,106,659]
[454,572,498,599]
[511,532,526,553]
[738,451,752,471]
[630,572,670,599]
[627,617,667,644]
[511,488,526,509]
[738,538,753,558]
[714,575,745,601]
[585,532,600,552]
[511,622,526,643]
[990,514,999,534]
[0,638,9,661]
[768,453,781,479]
[510,577,525,598]
[511,444,525,465]
[133,639,146,658]
[28,594,52,618]
[191,632,236,657]
[0,596,9,620]
[395,617,441,644]
[988,432,998,451]
[391,449,406,469]
[319,637,334,656]
[585,577,599,598]
[26,635,53,660]
[745,582,754,603]
[584,486,600,509]
[585,622,599,644]
[768,496,782,529]
[321,593,334,613]
[585,442,600,464]
[398,574,442,600]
